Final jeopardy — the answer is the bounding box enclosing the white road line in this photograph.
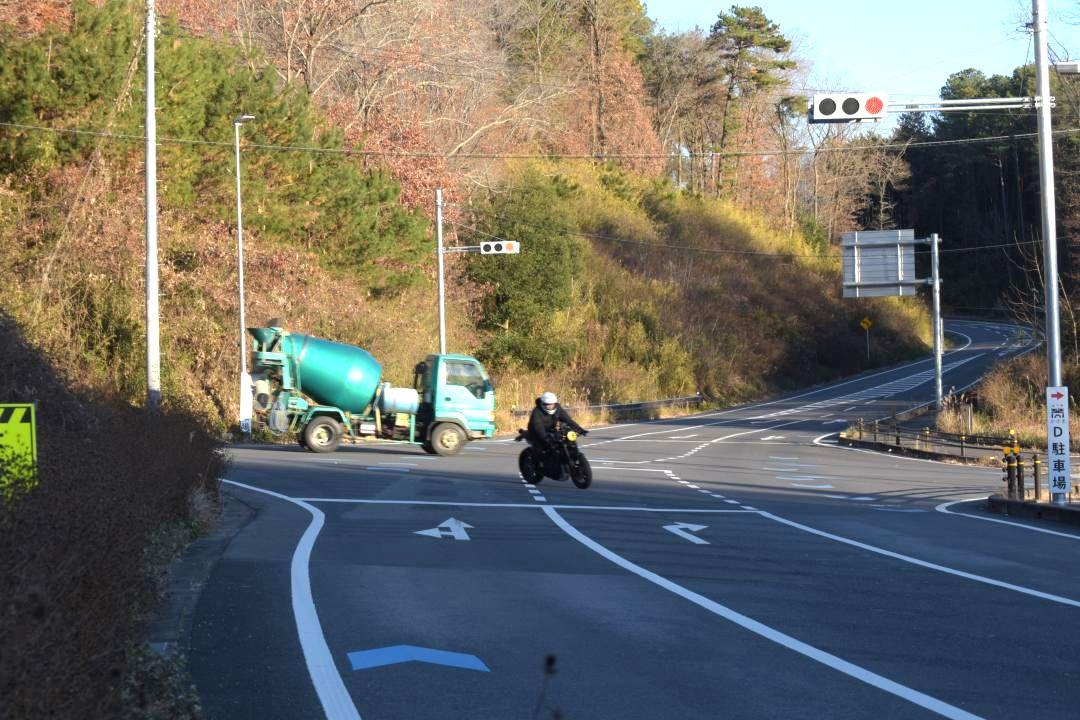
[533,495,547,502]
[724,499,740,505]
[935,498,1080,540]
[591,467,674,473]
[770,456,800,460]
[540,506,984,720]
[294,497,757,512]
[791,483,835,489]
[223,480,362,720]
[364,466,411,473]
[687,484,702,489]
[757,510,1080,608]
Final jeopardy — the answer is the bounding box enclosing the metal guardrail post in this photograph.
[923,427,931,453]
[873,420,879,443]
[960,434,966,459]
[1033,453,1042,502]
[894,420,900,448]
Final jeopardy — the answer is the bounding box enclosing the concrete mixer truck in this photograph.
[247,322,496,455]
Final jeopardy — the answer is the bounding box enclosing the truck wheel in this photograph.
[304,417,342,453]
[430,423,465,456]
[421,441,438,454]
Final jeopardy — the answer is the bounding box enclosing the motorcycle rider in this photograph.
[527,391,587,452]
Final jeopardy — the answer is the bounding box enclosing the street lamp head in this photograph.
[235,114,256,124]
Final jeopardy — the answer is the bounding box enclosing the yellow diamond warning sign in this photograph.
[0,403,37,464]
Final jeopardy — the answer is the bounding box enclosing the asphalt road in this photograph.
[191,319,1080,719]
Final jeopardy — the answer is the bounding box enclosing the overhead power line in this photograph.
[452,213,1055,262]
[1,120,1078,161]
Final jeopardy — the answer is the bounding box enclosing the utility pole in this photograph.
[931,233,943,410]
[144,0,161,411]
[435,189,447,355]
[1033,0,1066,504]
[1033,0,1062,389]
[234,114,255,436]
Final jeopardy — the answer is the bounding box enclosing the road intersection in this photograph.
[193,319,1080,719]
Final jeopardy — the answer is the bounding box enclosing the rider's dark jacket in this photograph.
[527,398,585,448]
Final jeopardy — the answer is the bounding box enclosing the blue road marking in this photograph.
[347,645,490,672]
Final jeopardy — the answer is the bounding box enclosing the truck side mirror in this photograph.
[484,379,493,394]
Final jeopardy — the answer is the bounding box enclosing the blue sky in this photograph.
[645,0,1078,114]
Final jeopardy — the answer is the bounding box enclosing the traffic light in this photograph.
[809,93,888,123]
[480,240,520,254]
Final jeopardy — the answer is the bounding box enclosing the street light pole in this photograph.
[145,0,161,411]
[436,188,447,355]
[234,114,255,436]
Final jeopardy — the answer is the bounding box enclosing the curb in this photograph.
[145,488,257,657]
[985,494,1080,528]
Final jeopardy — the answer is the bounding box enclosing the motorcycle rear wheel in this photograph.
[570,455,592,489]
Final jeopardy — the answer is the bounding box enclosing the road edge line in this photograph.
[935,498,1080,540]
[223,479,362,720]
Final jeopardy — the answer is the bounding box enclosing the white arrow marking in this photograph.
[669,434,698,439]
[761,435,787,441]
[415,517,473,541]
[663,522,709,545]
[791,483,834,489]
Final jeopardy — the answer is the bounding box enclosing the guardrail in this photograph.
[840,418,1080,504]
[841,418,1017,460]
[510,393,705,419]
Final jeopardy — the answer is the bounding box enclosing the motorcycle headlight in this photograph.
[566,431,578,442]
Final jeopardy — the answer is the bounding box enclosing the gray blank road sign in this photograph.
[841,229,918,298]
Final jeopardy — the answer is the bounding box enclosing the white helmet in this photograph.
[540,391,558,413]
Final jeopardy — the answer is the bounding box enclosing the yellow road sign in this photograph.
[860,317,872,331]
[0,403,37,463]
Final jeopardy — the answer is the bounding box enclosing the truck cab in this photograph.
[414,354,496,454]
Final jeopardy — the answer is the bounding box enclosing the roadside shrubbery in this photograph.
[467,161,930,425]
[937,351,1080,447]
[0,314,225,718]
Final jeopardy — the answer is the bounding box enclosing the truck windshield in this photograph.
[445,360,487,399]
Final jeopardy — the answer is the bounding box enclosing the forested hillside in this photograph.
[1,0,942,432]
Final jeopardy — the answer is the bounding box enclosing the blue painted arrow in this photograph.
[347,645,490,672]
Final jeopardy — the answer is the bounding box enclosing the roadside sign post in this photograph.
[860,316,872,360]
[1046,387,1070,504]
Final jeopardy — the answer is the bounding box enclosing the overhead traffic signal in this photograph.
[480,240,520,254]
[810,93,888,123]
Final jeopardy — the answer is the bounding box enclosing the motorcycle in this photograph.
[515,424,592,489]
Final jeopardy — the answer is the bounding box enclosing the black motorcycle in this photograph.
[515,425,592,489]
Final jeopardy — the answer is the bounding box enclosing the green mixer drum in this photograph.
[281,332,383,413]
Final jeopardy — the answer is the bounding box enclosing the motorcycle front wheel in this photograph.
[570,454,592,489]
[518,448,543,484]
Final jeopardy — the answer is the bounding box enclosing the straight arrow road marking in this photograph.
[415,517,473,541]
[791,483,835,489]
[347,645,490,672]
[663,522,709,544]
